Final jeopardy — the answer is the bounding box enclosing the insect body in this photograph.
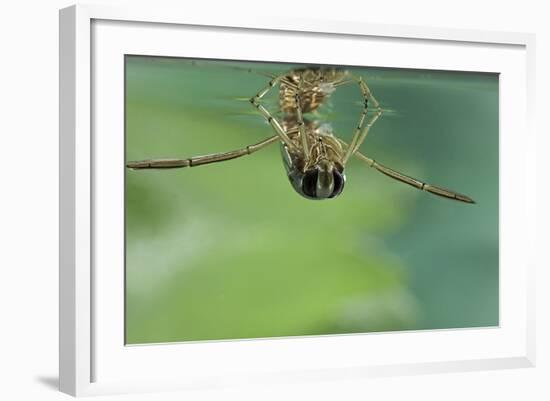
[126,66,475,204]
[281,118,346,199]
[278,68,348,114]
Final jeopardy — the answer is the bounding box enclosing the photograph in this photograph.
[124,55,499,344]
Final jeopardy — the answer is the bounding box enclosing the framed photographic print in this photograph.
[59,4,536,397]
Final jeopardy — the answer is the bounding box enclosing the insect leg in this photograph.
[343,107,382,165]
[294,78,310,162]
[332,75,381,108]
[126,135,280,169]
[337,138,475,203]
[342,76,383,164]
[249,74,297,151]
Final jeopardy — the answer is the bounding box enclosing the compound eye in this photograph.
[301,169,319,198]
[330,169,345,198]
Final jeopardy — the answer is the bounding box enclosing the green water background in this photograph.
[125,56,499,344]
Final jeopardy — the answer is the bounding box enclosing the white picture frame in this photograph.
[59,4,536,397]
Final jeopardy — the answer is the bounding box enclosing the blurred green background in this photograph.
[125,56,499,344]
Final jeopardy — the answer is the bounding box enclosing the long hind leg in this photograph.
[127,135,280,169]
[337,138,475,204]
